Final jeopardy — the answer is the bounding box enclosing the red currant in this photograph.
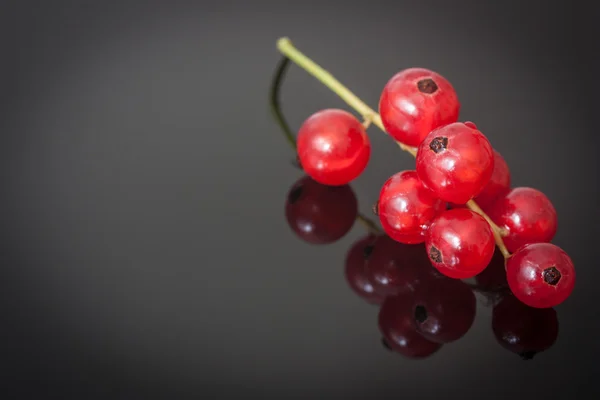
[296,109,371,186]
[344,235,386,304]
[463,121,477,129]
[416,122,494,204]
[285,175,357,244]
[412,277,477,343]
[474,150,511,211]
[506,243,575,308]
[425,208,495,279]
[378,293,442,359]
[492,294,559,359]
[488,187,557,253]
[364,235,424,296]
[379,68,460,147]
[376,170,445,244]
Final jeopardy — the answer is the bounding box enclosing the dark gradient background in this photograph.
[1,0,598,398]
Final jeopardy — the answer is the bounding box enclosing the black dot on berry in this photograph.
[446,203,452,210]
[429,246,442,263]
[372,202,379,216]
[381,337,392,351]
[519,351,537,360]
[414,305,428,323]
[543,266,561,286]
[363,244,374,260]
[417,78,438,94]
[429,137,448,153]
[288,185,303,204]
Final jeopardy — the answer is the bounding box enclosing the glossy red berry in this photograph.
[488,187,557,253]
[416,122,494,204]
[285,175,357,244]
[364,235,424,296]
[378,293,442,359]
[376,170,445,244]
[492,294,559,359]
[344,235,386,304]
[425,208,495,279]
[412,277,477,343]
[296,109,371,186]
[474,150,511,211]
[506,243,575,308]
[379,68,460,147]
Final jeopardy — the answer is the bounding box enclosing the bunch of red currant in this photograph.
[294,67,575,309]
[284,178,559,360]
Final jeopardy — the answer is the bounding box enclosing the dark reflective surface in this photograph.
[1,0,598,398]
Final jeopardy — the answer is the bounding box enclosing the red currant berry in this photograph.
[492,294,559,359]
[364,235,424,296]
[473,248,509,293]
[473,150,511,211]
[463,121,477,129]
[416,122,494,204]
[412,277,477,343]
[379,68,460,147]
[285,175,357,244]
[296,109,371,186]
[344,235,386,304]
[377,170,445,244]
[488,187,557,253]
[425,208,495,279]
[378,293,442,359]
[506,243,575,308]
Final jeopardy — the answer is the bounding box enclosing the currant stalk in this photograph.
[270,56,382,236]
[276,37,511,259]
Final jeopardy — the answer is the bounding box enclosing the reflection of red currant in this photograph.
[379,68,460,147]
[297,109,371,186]
[473,248,508,293]
[425,208,495,279]
[492,294,559,359]
[377,170,445,244]
[344,235,386,304]
[412,277,477,343]
[285,175,357,244]
[378,293,442,359]
[506,243,575,308]
[474,150,511,211]
[364,235,425,296]
[416,122,494,204]
[488,187,557,253]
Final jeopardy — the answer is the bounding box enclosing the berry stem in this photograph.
[276,37,417,156]
[466,199,511,258]
[276,37,512,258]
[269,53,382,236]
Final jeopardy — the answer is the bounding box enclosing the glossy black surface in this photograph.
[1,1,598,398]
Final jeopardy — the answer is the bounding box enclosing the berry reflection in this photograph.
[378,292,443,359]
[344,234,385,304]
[285,175,358,244]
[492,294,559,359]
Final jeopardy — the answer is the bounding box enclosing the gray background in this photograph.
[1,0,598,398]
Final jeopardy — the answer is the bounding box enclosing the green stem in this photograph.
[269,54,382,236]
[276,37,417,156]
[276,37,512,259]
